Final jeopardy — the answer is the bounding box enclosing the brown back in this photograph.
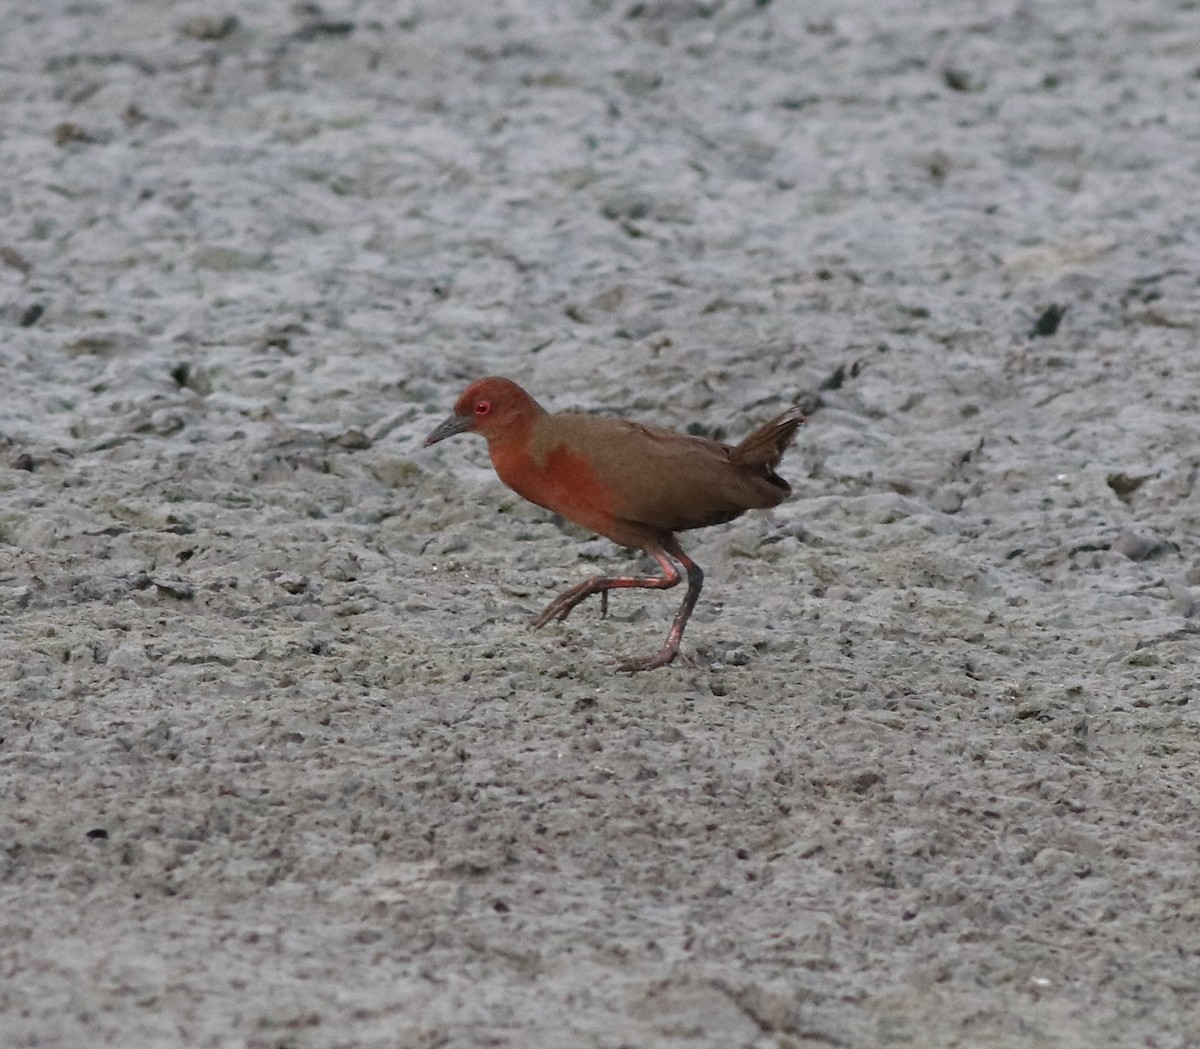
[532,408,801,537]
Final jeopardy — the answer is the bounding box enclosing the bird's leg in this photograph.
[617,544,704,673]
[532,540,706,672]
[531,550,681,629]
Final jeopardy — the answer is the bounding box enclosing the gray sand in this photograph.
[2,1,1199,1046]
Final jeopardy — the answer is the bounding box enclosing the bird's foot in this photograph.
[531,578,605,628]
[617,644,684,673]
[531,593,587,628]
[530,605,560,629]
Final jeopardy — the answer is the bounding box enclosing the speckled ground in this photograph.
[2,2,1199,1047]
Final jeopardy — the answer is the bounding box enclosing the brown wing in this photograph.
[540,413,792,536]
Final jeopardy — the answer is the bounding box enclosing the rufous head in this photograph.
[423,376,543,447]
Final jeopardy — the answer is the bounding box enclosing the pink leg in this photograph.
[531,549,682,627]
[532,539,705,672]
[618,543,703,672]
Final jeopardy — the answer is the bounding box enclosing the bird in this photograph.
[423,376,805,671]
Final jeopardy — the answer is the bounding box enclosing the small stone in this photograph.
[333,429,372,450]
[929,487,963,514]
[180,14,238,40]
[276,573,310,594]
[1111,529,1177,562]
[1029,303,1068,337]
[106,643,150,672]
[1106,471,1153,503]
[153,579,194,600]
[53,122,94,146]
[192,246,263,272]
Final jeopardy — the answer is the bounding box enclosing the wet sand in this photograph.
[2,2,1199,1046]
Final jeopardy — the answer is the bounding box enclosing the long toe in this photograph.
[532,587,596,628]
[531,597,571,629]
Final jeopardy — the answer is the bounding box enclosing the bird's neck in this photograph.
[484,405,545,480]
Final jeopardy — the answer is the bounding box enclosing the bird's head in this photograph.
[423,376,543,447]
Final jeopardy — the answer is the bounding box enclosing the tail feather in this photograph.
[729,406,806,469]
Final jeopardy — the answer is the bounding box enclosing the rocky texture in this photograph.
[2,1,1199,1046]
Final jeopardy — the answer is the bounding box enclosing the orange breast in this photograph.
[491,441,621,541]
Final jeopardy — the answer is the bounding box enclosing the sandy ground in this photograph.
[3,1,1200,1046]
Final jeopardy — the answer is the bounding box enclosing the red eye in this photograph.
[474,400,492,416]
